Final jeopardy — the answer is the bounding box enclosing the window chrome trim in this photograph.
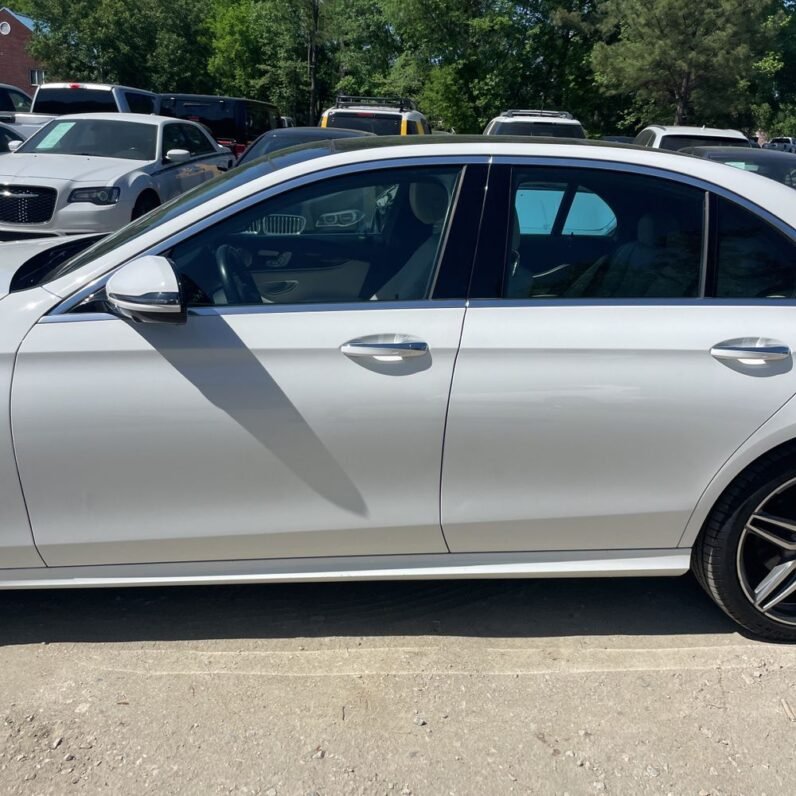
[41,299,467,323]
[467,297,796,309]
[491,155,796,243]
[50,154,491,316]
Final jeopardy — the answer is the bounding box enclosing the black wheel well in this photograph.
[135,189,160,206]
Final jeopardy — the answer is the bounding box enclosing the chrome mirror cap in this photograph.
[106,255,185,324]
[165,148,191,163]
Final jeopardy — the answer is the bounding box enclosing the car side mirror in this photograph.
[7,140,22,152]
[106,255,185,324]
[165,148,191,163]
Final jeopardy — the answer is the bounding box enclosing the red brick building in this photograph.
[0,7,45,97]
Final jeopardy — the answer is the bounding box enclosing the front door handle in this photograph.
[341,337,429,359]
[711,338,791,363]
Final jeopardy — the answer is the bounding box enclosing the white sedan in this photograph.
[0,113,233,238]
[2,137,796,641]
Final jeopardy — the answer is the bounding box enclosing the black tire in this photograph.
[693,446,796,641]
[131,192,159,221]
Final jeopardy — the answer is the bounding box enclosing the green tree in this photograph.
[592,0,779,127]
[20,0,211,91]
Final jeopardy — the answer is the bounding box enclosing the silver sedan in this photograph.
[1,136,796,641]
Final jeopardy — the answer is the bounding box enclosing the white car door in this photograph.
[12,161,486,566]
[442,161,796,553]
[176,122,225,189]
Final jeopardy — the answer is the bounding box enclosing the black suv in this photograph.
[160,94,282,157]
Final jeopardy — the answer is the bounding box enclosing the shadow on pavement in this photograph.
[0,574,740,646]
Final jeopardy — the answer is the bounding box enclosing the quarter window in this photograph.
[504,168,704,299]
[168,166,462,306]
[125,92,155,114]
[714,198,796,298]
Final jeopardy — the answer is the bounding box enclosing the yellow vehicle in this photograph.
[320,96,431,136]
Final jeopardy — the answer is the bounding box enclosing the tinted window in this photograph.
[715,198,796,298]
[125,92,155,114]
[20,119,157,160]
[0,126,22,152]
[168,166,462,306]
[162,98,239,140]
[245,101,275,139]
[633,130,655,147]
[490,121,586,138]
[659,135,749,151]
[706,155,796,188]
[180,123,214,155]
[326,112,402,135]
[33,88,117,115]
[0,88,31,112]
[504,168,704,299]
[162,124,187,154]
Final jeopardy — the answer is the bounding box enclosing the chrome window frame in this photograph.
[50,154,489,318]
[484,155,796,305]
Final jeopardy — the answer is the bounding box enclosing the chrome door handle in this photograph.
[711,340,791,362]
[341,340,429,358]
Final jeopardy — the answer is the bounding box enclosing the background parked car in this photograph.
[483,109,586,138]
[764,136,796,153]
[320,96,431,135]
[0,82,31,116]
[160,94,281,158]
[5,82,160,139]
[236,126,374,166]
[634,125,751,150]
[0,121,24,153]
[0,113,232,239]
[681,146,796,188]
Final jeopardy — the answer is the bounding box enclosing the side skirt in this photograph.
[0,549,690,589]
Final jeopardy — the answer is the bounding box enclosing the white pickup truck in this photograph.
[4,83,159,137]
[764,136,796,153]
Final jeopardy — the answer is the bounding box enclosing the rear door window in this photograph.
[504,167,704,299]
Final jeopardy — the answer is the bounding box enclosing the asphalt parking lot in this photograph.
[1,575,794,795]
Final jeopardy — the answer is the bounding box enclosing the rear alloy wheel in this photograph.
[131,193,159,221]
[694,453,796,641]
[736,480,796,627]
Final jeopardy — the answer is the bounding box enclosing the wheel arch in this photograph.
[679,398,796,548]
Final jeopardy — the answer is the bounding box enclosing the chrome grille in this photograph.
[262,214,306,236]
[0,185,57,224]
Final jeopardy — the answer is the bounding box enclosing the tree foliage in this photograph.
[592,0,779,126]
[12,0,796,135]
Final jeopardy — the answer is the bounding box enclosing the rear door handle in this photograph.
[341,337,429,359]
[711,339,791,362]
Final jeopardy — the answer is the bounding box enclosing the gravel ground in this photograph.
[0,574,794,795]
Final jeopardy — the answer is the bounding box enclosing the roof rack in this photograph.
[502,109,574,119]
[334,95,417,112]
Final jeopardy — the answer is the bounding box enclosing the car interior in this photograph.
[168,167,462,306]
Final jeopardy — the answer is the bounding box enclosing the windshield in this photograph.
[490,121,586,138]
[659,135,750,151]
[33,88,118,115]
[19,119,158,160]
[326,112,402,135]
